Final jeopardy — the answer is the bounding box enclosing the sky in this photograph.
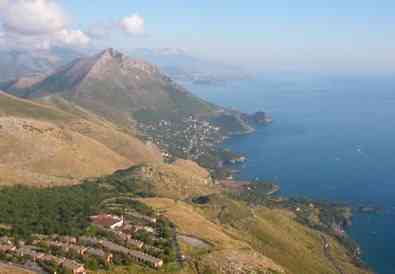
[0,0,394,74]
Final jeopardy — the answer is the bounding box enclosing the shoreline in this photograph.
[222,128,371,271]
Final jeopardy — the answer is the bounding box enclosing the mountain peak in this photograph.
[86,48,160,79]
[99,48,122,59]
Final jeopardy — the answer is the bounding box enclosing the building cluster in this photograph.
[138,117,223,161]
[88,212,164,268]
[0,210,168,273]
[0,237,86,274]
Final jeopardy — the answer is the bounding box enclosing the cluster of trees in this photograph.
[0,183,102,237]
[0,173,148,238]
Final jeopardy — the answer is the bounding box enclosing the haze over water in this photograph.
[183,74,395,274]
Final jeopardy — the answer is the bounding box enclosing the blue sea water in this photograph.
[183,74,395,274]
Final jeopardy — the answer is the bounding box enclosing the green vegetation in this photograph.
[0,174,151,238]
[210,113,252,135]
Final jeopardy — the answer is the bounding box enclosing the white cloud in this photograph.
[54,29,90,47]
[0,0,68,35]
[120,14,145,35]
[0,0,90,49]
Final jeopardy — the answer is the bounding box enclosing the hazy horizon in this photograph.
[0,1,394,74]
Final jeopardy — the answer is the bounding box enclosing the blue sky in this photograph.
[3,0,395,73]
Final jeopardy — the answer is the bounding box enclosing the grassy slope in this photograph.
[195,196,371,274]
[0,92,161,186]
[109,163,218,200]
[0,90,73,121]
[137,186,371,274]
[140,198,284,274]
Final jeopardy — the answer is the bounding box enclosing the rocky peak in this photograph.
[87,48,160,78]
[98,48,122,60]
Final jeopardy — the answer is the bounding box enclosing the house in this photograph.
[86,248,113,264]
[79,236,101,247]
[128,250,163,268]
[61,259,87,274]
[17,247,45,261]
[40,240,62,248]
[100,240,163,268]
[90,214,124,229]
[40,254,86,274]
[40,254,64,265]
[42,240,88,256]
[100,240,130,255]
[0,244,16,253]
[67,244,88,256]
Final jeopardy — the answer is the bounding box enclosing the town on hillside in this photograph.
[0,196,179,274]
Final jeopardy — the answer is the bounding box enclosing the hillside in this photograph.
[0,148,372,274]
[108,162,217,200]
[2,48,252,135]
[96,162,370,274]
[0,91,161,186]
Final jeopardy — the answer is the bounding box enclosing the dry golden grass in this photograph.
[0,117,131,186]
[201,249,285,274]
[134,163,218,200]
[220,207,371,274]
[140,198,285,274]
[172,159,210,178]
[139,198,242,249]
[91,265,195,274]
[0,92,162,186]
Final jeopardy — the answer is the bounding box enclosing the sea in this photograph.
[182,73,395,274]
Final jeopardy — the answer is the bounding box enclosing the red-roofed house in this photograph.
[90,214,124,229]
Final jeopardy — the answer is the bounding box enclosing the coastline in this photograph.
[221,126,371,272]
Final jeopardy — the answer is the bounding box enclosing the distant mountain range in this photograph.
[0,47,250,85]
[129,48,251,84]
[0,47,85,82]
[2,48,251,133]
